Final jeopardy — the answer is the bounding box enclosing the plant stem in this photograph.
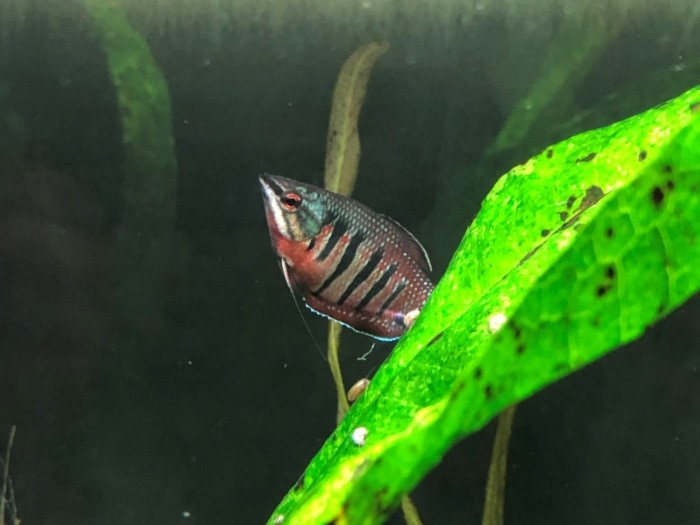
[327,322,350,424]
[482,404,517,525]
[401,495,424,525]
[0,425,16,525]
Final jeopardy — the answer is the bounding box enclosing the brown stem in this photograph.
[327,322,350,424]
[401,495,424,525]
[0,425,17,525]
[482,404,517,525]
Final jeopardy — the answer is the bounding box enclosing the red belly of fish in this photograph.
[304,281,428,339]
[306,242,431,339]
[260,174,435,340]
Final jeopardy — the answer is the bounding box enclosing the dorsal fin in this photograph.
[383,215,432,273]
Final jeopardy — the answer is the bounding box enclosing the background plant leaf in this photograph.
[322,42,391,423]
[486,8,620,158]
[324,41,389,196]
[83,0,177,230]
[268,84,700,524]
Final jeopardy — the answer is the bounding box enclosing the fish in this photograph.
[259,174,434,340]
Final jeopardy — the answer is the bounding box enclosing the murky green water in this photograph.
[0,1,698,523]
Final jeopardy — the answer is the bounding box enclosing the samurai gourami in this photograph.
[259,174,434,340]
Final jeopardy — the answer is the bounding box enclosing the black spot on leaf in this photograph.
[547,149,554,158]
[651,186,664,207]
[561,217,579,230]
[559,211,569,221]
[474,367,482,380]
[516,344,525,355]
[580,186,604,210]
[638,150,647,161]
[576,152,597,163]
[605,227,614,238]
[372,488,390,516]
[448,380,467,404]
[596,284,611,297]
[510,322,522,339]
[562,186,605,231]
[605,265,616,279]
[452,379,466,395]
[566,196,577,209]
[485,385,493,399]
[541,228,550,237]
[666,180,675,191]
[427,331,444,347]
[691,101,700,113]
[518,246,539,267]
[662,165,672,173]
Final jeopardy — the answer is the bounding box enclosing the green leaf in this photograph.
[486,9,619,157]
[269,85,700,525]
[83,0,178,231]
[324,41,389,197]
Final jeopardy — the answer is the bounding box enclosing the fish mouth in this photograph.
[258,174,281,213]
[258,173,286,197]
[259,174,290,241]
[259,177,276,214]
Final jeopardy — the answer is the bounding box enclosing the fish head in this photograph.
[259,174,326,243]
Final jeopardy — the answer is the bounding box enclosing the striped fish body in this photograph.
[259,174,434,340]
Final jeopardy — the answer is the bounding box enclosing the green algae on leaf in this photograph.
[269,85,700,524]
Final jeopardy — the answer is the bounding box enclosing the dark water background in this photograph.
[0,0,699,523]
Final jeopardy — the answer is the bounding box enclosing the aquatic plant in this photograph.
[320,41,425,524]
[268,84,700,524]
[82,0,184,334]
[0,426,18,525]
[322,41,390,423]
[83,0,177,230]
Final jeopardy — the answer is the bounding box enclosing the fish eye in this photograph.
[281,192,302,211]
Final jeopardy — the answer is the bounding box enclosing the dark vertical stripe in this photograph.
[306,237,316,251]
[265,176,285,196]
[377,279,407,315]
[354,263,397,312]
[313,231,366,296]
[317,214,346,262]
[337,248,384,305]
